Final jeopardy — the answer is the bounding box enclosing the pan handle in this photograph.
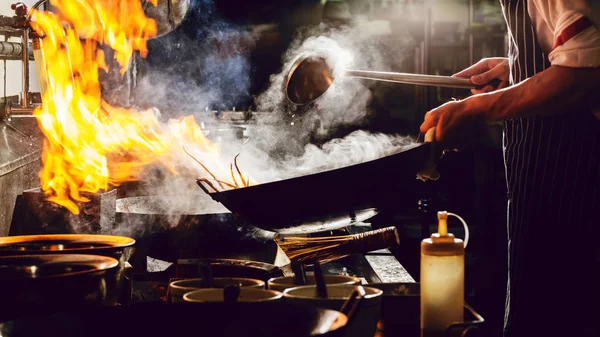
[339,285,365,323]
[417,128,443,181]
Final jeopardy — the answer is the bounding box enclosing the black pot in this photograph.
[0,254,119,321]
[0,235,135,305]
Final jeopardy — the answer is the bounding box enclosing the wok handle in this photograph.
[196,178,219,194]
[339,285,365,322]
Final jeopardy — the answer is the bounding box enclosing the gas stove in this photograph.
[7,186,414,306]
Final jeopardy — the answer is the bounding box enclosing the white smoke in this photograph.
[102,9,420,237]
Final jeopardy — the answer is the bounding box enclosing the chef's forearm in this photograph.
[466,65,600,121]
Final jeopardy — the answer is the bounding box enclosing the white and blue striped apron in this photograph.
[500,1,600,336]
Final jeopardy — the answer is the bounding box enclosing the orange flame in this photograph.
[30,0,235,214]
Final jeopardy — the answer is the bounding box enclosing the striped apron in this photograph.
[500,1,600,336]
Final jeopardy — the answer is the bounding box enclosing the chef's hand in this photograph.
[420,98,486,151]
[454,57,510,95]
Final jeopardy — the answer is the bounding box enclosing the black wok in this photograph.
[198,142,433,232]
[0,302,350,337]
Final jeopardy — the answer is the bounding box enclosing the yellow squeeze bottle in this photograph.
[420,211,469,337]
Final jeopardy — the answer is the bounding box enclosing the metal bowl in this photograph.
[0,254,119,321]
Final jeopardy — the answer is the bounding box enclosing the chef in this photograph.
[420,1,600,337]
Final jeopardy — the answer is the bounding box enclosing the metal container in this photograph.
[283,284,383,337]
[169,277,265,303]
[183,288,283,303]
[0,254,119,321]
[268,275,360,292]
[0,234,135,263]
[0,234,135,305]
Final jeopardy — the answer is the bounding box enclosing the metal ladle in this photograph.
[285,54,481,106]
[143,0,191,38]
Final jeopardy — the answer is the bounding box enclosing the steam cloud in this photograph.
[99,6,419,238]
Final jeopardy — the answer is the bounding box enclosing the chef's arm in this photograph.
[466,65,600,120]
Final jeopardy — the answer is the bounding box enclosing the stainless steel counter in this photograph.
[0,117,42,235]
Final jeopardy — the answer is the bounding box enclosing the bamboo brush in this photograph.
[276,226,401,264]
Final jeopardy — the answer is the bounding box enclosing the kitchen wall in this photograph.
[0,0,40,100]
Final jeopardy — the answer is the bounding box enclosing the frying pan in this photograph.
[0,302,351,337]
[197,142,434,232]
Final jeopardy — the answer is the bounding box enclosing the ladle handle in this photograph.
[199,262,214,288]
[346,70,476,89]
[313,263,328,298]
[339,285,366,323]
[224,284,241,303]
[292,261,308,285]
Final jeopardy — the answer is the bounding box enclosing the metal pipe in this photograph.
[4,104,35,117]
[21,29,29,108]
[26,0,50,21]
[0,41,33,59]
[0,41,22,57]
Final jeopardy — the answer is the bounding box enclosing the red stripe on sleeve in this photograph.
[553,16,594,51]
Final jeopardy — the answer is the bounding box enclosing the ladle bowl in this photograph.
[143,0,190,38]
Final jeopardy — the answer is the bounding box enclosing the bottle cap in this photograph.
[421,211,464,256]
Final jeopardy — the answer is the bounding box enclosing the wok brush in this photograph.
[276,226,400,265]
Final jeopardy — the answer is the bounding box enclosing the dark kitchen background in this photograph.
[0,1,509,336]
[133,1,509,336]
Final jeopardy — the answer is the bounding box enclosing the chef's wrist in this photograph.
[463,92,507,121]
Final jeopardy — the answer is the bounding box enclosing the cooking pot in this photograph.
[284,284,383,337]
[0,254,119,321]
[0,234,135,263]
[0,234,135,305]
[0,302,355,337]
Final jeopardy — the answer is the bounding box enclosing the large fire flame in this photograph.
[30,0,230,214]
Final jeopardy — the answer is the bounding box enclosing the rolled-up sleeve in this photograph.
[549,10,600,68]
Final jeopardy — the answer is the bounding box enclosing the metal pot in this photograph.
[283,285,383,337]
[0,234,135,305]
[0,234,135,262]
[0,254,119,321]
